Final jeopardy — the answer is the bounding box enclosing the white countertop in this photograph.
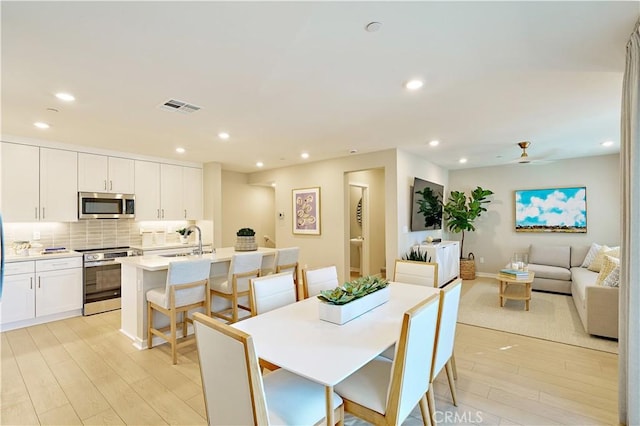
[117,247,276,271]
[129,243,212,251]
[4,251,83,263]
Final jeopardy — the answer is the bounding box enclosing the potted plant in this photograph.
[317,276,390,324]
[235,227,258,251]
[442,186,494,279]
[176,228,192,244]
[402,247,431,262]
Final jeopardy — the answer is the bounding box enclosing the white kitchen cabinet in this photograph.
[0,257,82,331]
[182,166,203,220]
[0,142,77,222]
[134,160,161,220]
[134,162,203,220]
[78,153,134,194]
[414,241,460,287]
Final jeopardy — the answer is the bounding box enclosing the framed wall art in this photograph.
[515,186,586,233]
[292,187,321,235]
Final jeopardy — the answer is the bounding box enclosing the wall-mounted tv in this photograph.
[410,177,444,231]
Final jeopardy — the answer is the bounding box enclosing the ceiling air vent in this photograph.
[158,99,201,114]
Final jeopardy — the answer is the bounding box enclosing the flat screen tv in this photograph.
[410,177,444,231]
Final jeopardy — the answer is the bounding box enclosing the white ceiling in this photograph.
[2,1,638,172]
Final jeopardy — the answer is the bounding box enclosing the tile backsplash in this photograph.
[3,219,192,250]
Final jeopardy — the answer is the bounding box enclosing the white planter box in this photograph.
[318,286,390,325]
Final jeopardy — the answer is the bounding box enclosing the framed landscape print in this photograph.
[292,187,321,235]
[515,186,587,233]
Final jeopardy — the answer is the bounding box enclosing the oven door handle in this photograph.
[85,259,119,267]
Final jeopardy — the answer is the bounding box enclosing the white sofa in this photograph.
[526,244,618,339]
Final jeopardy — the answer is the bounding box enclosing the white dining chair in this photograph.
[334,293,440,426]
[426,278,462,424]
[302,265,339,299]
[192,312,345,425]
[146,259,211,364]
[274,247,300,291]
[211,251,263,323]
[394,259,439,287]
[249,272,297,316]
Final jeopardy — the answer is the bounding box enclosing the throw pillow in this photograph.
[596,255,620,285]
[603,265,621,287]
[588,245,619,272]
[581,243,602,267]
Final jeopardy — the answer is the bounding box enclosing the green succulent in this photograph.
[236,227,256,236]
[318,276,389,305]
[176,228,192,236]
[402,247,431,262]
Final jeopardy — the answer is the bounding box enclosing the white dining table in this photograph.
[233,281,441,425]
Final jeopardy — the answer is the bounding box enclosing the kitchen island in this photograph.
[117,247,276,349]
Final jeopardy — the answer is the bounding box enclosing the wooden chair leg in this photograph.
[170,308,177,365]
[426,383,437,426]
[232,293,238,323]
[147,303,153,349]
[445,360,458,406]
[451,352,458,380]
[419,394,431,426]
[182,310,188,337]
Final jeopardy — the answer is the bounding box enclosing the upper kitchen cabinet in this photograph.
[0,142,77,222]
[78,153,134,194]
[135,161,203,220]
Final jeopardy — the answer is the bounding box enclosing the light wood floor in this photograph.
[1,310,618,425]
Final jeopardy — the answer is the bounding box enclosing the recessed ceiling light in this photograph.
[34,122,50,129]
[459,158,468,164]
[601,140,614,147]
[365,22,382,32]
[429,140,439,147]
[176,147,185,153]
[301,152,309,159]
[405,79,424,90]
[218,132,230,140]
[256,161,264,168]
[55,92,75,101]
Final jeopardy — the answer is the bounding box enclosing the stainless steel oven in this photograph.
[78,246,140,315]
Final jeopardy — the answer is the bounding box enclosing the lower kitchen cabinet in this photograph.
[1,257,83,330]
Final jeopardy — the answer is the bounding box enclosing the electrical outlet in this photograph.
[33,231,41,240]
[479,257,485,264]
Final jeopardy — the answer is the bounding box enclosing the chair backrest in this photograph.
[229,252,263,292]
[165,259,212,307]
[302,265,339,298]
[249,272,297,316]
[193,312,269,425]
[276,247,299,270]
[393,259,439,287]
[430,278,462,380]
[386,293,440,424]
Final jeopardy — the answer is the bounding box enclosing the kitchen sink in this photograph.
[159,250,214,258]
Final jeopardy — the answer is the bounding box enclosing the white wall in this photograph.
[449,154,620,274]
[221,171,275,248]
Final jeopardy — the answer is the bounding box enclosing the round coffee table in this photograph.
[497,272,535,311]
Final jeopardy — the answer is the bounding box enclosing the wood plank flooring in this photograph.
[1,310,618,425]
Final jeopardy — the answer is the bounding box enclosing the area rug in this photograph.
[457,278,618,354]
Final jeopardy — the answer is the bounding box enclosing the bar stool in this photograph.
[146,259,211,364]
[211,252,263,323]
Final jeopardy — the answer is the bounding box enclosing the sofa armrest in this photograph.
[585,285,619,339]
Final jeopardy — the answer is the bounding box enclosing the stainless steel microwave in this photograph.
[78,192,135,219]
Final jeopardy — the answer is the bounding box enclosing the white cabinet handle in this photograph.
[42,207,45,219]
[110,180,113,191]
[184,209,187,219]
[38,276,41,288]
[104,180,107,190]
[35,207,38,219]
[161,209,164,218]
[30,277,33,290]
[157,209,160,219]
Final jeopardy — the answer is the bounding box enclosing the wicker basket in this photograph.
[235,235,257,251]
[460,254,476,280]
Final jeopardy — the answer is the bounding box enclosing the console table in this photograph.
[412,241,460,286]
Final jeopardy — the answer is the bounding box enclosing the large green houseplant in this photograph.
[442,186,494,260]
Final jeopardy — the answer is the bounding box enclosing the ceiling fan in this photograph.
[516,141,532,164]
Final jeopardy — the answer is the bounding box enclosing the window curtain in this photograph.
[619,17,640,426]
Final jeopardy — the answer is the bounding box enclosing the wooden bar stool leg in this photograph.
[170,309,177,365]
[445,360,458,406]
[147,303,153,349]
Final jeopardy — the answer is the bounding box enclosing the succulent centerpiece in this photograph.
[317,276,390,325]
[235,227,258,251]
[176,228,192,244]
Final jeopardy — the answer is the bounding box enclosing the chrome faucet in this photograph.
[186,225,203,255]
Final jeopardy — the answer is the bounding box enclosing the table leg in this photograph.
[325,385,334,425]
[499,281,505,307]
[526,283,531,311]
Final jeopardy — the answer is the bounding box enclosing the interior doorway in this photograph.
[346,168,385,281]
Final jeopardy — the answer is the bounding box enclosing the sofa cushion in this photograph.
[603,265,621,287]
[529,245,570,269]
[527,263,571,281]
[581,243,602,267]
[588,246,620,272]
[596,255,620,285]
[570,267,599,302]
[571,245,590,267]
